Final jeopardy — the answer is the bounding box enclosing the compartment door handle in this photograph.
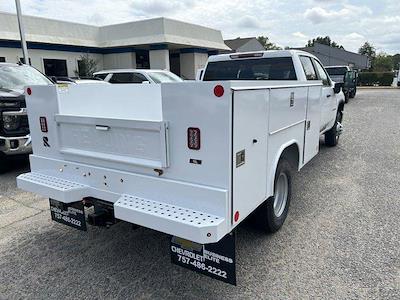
[95,125,110,131]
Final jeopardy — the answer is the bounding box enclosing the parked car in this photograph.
[93,69,183,84]
[0,63,52,172]
[51,76,109,85]
[393,68,400,87]
[325,65,358,102]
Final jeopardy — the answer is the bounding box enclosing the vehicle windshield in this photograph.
[146,71,183,83]
[203,57,297,81]
[0,65,52,90]
[326,67,348,76]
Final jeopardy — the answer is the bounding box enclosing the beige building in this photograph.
[0,12,230,79]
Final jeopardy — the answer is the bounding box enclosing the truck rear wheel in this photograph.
[325,110,343,147]
[253,159,292,233]
[0,154,8,174]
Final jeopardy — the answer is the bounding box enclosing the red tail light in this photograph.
[39,117,48,132]
[187,127,200,150]
[214,85,224,97]
[26,87,32,95]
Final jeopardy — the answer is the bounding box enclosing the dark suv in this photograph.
[0,63,52,172]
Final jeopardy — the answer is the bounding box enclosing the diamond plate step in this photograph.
[17,172,89,203]
[114,194,226,244]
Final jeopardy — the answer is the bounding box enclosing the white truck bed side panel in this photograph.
[25,85,64,160]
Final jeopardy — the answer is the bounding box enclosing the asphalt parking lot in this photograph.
[0,88,399,299]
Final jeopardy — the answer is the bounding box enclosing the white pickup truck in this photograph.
[17,50,344,284]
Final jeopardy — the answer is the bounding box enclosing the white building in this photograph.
[0,12,230,79]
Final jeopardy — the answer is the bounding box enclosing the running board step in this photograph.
[114,194,226,244]
[17,172,89,203]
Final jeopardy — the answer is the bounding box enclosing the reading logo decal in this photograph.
[170,233,236,285]
[43,136,50,147]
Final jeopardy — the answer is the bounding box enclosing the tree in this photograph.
[358,42,376,59]
[257,36,282,50]
[75,53,98,77]
[392,54,400,70]
[372,53,393,72]
[306,36,344,49]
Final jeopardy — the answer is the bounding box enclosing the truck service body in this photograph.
[17,50,344,284]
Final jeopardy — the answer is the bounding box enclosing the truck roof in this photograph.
[94,69,170,75]
[325,65,351,69]
[207,50,317,62]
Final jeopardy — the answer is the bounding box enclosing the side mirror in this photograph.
[51,76,57,83]
[333,82,343,94]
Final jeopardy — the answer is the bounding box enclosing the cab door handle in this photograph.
[326,94,331,98]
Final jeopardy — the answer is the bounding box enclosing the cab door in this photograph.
[299,56,331,133]
[312,59,336,133]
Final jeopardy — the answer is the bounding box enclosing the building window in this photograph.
[19,57,31,65]
[136,50,149,69]
[43,58,68,77]
[0,57,5,62]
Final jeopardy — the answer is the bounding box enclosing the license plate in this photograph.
[170,233,236,285]
[49,199,87,231]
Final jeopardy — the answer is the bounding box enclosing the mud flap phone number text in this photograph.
[177,254,227,279]
[53,212,82,227]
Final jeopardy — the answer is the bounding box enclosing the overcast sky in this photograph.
[1,0,399,54]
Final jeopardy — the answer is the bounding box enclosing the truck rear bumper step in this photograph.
[17,172,227,244]
[17,172,89,203]
[114,194,226,244]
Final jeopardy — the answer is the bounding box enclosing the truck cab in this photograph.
[202,50,344,137]
[325,65,358,102]
[0,63,52,172]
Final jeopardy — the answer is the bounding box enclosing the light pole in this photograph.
[15,0,29,64]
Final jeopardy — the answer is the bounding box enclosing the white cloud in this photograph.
[304,5,372,24]
[237,15,262,29]
[292,32,308,39]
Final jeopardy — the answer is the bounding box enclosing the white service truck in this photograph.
[17,50,344,285]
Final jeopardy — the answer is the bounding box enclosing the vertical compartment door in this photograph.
[232,89,268,225]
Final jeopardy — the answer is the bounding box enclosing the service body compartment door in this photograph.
[232,89,268,224]
[55,115,169,169]
[303,86,321,164]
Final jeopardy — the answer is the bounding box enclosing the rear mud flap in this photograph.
[49,199,87,231]
[170,232,236,285]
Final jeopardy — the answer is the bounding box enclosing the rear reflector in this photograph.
[187,127,201,150]
[39,117,48,133]
[26,87,32,95]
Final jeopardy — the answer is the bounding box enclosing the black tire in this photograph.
[325,110,343,147]
[0,154,9,174]
[253,158,292,233]
[344,92,349,103]
[349,90,356,98]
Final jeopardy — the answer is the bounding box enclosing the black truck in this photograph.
[325,65,358,103]
[0,63,52,172]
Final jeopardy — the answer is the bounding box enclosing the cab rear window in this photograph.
[203,57,297,81]
[326,67,348,76]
